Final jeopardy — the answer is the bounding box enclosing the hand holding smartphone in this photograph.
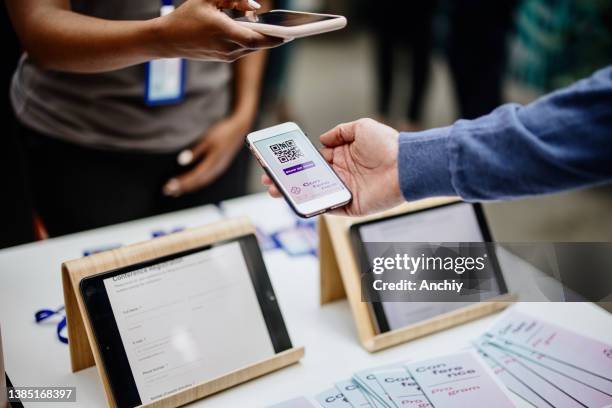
[247,123,352,218]
[234,10,347,39]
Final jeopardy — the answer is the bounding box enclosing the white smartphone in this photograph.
[234,10,347,39]
[247,122,352,218]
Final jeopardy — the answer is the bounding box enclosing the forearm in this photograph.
[399,66,612,201]
[227,0,271,124]
[231,49,267,124]
[6,0,279,73]
[6,0,164,73]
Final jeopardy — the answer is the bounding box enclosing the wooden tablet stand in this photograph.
[62,217,304,408]
[318,198,514,352]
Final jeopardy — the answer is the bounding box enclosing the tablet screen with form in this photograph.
[81,235,291,407]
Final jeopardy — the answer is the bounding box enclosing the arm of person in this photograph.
[5,0,281,73]
[399,65,612,201]
[262,66,612,216]
[163,13,269,197]
[231,42,268,128]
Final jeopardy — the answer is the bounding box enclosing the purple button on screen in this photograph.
[283,161,315,175]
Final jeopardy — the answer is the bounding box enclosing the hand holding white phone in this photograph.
[247,122,352,218]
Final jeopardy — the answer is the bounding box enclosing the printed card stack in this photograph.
[268,350,514,407]
[268,308,612,408]
[474,310,612,408]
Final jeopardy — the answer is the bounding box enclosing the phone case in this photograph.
[236,10,347,39]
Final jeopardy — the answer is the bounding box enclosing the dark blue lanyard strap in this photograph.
[35,306,68,344]
[35,306,64,322]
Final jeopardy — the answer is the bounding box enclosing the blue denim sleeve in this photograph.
[398,65,612,201]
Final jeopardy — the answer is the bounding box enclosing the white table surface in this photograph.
[1,193,610,407]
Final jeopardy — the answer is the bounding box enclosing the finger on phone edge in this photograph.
[268,185,282,198]
[261,173,273,185]
[320,147,333,163]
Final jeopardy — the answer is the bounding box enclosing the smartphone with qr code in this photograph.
[246,122,352,218]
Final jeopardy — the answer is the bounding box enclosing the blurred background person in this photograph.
[446,0,518,119]
[6,0,278,237]
[368,1,437,131]
[447,0,517,119]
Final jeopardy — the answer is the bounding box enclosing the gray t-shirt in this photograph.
[10,0,231,153]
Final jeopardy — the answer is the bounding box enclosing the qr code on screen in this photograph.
[269,140,304,163]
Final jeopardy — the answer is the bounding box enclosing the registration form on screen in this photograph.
[103,242,274,403]
[255,130,344,205]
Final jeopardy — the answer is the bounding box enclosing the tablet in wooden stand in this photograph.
[319,198,514,352]
[62,217,304,408]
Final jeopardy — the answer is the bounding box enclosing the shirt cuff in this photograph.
[398,127,455,201]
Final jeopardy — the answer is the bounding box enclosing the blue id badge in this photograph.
[145,1,185,105]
